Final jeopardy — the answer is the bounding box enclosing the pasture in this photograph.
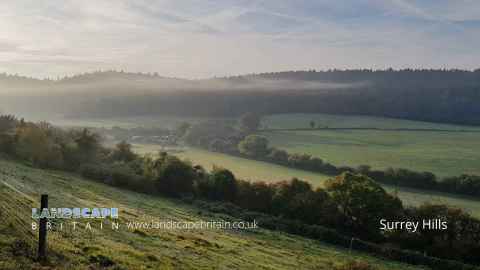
[261,114,480,177]
[262,113,480,131]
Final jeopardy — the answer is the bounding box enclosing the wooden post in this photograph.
[38,194,48,262]
[349,237,356,254]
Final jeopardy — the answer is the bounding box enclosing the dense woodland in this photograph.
[1,115,480,269]
[1,69,480,125]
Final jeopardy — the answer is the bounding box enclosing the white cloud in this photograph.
[0,0,478,78]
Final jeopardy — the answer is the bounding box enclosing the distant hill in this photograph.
[3,68,480,89]
[1,69,480,125]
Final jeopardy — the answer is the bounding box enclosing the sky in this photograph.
[0,0,479,79]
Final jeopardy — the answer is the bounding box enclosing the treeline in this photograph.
[235,69,480,88]
[63,85,480,126]
[1,115,480,267]
[183,117,480,199]
[0,115,106,170]
[4,69,479,87]
[3,69,480,125]
[82,68,480,126]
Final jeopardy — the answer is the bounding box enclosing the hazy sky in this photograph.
[1,0,479,78]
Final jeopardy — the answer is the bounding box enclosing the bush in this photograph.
[154,155,195,196]
[238,135,270,158]
[205,167,238,202]
[14,124,59,167]
[235,180,274,212]
[267,148,289,165]
[110,141,136,162]
[110,165,139,188]
[79,163,111,183]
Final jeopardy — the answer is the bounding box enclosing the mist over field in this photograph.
[1,69,480,126]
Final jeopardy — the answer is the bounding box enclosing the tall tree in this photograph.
[111,140,136,162]
[238,135,270,157]
[325,172,403,238]
[74,128,101,162]
[239,112,261,132]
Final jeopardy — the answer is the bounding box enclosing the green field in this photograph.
[134,144,331,183]
[0,158,424,270]
[133,146,480,219]
[262,113,480,131]
[261,114,480,177]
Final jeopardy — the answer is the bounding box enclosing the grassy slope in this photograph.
[261,114,480,177]
[0,159,424,270]
[136,147,480,219]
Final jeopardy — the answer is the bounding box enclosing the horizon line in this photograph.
[1,67,480,81]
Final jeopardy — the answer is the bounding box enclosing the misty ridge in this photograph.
[1,69,480,125]
[0,70,370,96]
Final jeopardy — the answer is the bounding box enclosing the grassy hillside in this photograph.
[261,114,480,177]
[133,146,480,219]
[0,158,425,270]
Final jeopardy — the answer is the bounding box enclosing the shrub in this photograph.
[235,180,274,212]
[238,135,270,157]
[79,163,111,183]
[110,141,136,162]
[207,167,238,202]
[154,155,195,196]
[267,148,289,165]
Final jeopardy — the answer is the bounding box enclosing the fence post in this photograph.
[38,194,48,262]
[349,237,355,254]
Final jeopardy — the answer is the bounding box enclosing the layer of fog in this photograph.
[0,75,368,97]
[0,73,368,120]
